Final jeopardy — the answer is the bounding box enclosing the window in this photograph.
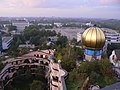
[52,76,59,82]
[40,61,44,64]
[24,59,30,63]
[112,55,115,60]
[45,62,48,66]
[36,54,39,58]
[85,49,101,56]
[40,55,43,58]
[16,61,18,64]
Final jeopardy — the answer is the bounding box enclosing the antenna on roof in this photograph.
[93,24,97,27]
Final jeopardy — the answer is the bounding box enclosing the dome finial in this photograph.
[93,24,97,27]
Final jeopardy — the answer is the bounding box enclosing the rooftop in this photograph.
[2,37,13,43]
[82,27,105,50]
[100,82,120,90]
[19,44,35,48]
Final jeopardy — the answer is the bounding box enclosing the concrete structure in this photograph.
[102,41,108,54]
[100,82,120,90]
[0,31,2,53]
[82,27,105,61]
[48,36,58,42]
[54,23,62,28]
[47,36,58,46]
[2,36,13,50]
[109,50,120,78]
[109,50,120,68]
[77,32,83,42]
[38,23,52,26]
[85,22,94,27]
[53,28,84,40]
[105,32,120,44]
[12,20,29,32]
[89,85,100,90]
[0,50,67,90]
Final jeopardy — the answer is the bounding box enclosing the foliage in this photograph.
[18,48,30,55]
[4,67,47,90]
[30,80,46,90]
[66,59,117,90]
[56,36,68,48]
[98,19,120,30]
[23,25,56,43]
[55,45,84,72]
[8,25,58,56]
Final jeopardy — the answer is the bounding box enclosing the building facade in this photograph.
[105,32,120,44]
[77,32,83,42]
[12,20,29,32]
[0,31,2,53]
[0,50,67,90]
[2,36,13,50]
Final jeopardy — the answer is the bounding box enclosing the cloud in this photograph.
[99,0,120,5]
[0,6,119,19]
[0,0,45,8]
[0,0,100,8]
[0,0,120,9]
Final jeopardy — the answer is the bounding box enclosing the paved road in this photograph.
[49,28,85,40]
[55,28,84,40]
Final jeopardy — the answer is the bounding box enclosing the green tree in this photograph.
[56,36,68,48]
[66,59,117,90]
[30,80,47,90]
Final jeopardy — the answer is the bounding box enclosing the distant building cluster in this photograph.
[38,23,52,26]
[85,22,94,26]
[54,23,63,28]
[12,20,30,33]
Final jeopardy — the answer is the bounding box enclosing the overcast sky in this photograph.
[0,0,120,19]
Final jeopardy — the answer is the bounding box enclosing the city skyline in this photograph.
[0,0,120,19]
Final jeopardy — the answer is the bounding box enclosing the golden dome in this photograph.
[82,27,105,50]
